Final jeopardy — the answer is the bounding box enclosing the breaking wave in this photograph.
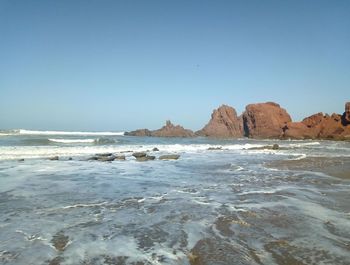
[48,138,116,144]
[0,129,125,136]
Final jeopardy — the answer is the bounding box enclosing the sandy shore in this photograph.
[266,156,350,179]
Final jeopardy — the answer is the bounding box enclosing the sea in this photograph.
[0,129,349,265]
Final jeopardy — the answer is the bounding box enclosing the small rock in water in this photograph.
[49,156,59,161]
[120,150,133,153]
[68,157,72,161]
[159,154,180,160]
[51,231,69,251]
[132,152,147,158]
[136,155,155,162]
[153,147,159,151]
[115,155,126,160]
[272,144,279,150]
[207,147,222,150]
[96,153,113,157]
[248,144,280,150]
[97,155,116,162]
[18,159,25,162]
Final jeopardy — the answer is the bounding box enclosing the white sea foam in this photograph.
[289,154,307,160]
[0,143,271,160]
[288,141,320,147]
[48,138,96,143]
[18,129,124,136]
[0,142,336,161]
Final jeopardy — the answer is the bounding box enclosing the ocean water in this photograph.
[0,130,350,265]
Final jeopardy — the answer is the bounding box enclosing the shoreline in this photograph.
[266,156,350,179]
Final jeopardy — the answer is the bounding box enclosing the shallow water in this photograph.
[0,131,350,264]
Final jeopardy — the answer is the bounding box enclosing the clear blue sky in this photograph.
[1,0,349,131]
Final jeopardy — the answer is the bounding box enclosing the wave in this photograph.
[48,138,96,143]
[0,129,124,136]
[0,143,267,160]
[48,138,116,144]
[288,142,320,147]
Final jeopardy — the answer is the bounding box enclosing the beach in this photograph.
[0,131,350,265]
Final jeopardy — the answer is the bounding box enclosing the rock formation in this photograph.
[124,129,152,137]
[282,103,350,140]
[342,102,350,125]
[125,121,194,137]
[151,120,195,137]
[125,101,350,140]
[282,122,316,139]
[243,102,292,138]
[196,105,243,138]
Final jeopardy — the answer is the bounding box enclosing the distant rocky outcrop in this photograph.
[152,120,195,137]
[243,102,292,138]
[124,101,350,140]
[282,103,350,140]
[125,121,194,138]
[196,105,243,138]
[124,129,152,137]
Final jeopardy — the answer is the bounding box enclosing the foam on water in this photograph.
[9,129,125,136]
[0,143,269,160]
[1,135,350,264]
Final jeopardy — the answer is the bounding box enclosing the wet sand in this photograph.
[266,156,350,179]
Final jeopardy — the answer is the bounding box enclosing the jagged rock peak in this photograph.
[196,104,243,138]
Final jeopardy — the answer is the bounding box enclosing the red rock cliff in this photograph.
[196,105,243,138]
[243,102,292,138]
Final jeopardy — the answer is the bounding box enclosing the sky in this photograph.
[0,0,349,131]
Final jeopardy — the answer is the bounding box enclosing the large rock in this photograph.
[282,122,317,139]
[151,120,195,137]
[283,102,350,140]
[342,102,350,125]
[302,112,324,128]
[243,102,292,138]
[159,154,180,160]
[196,105,243,138]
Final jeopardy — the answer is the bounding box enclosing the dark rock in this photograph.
[49,156,59,161]
[68,157,72,161]
[97,155,115,162]
[125,129,152,137]
[132,152,147,158]
[136,155,155,162]
[51,232,69,251]
[342,102,350,125]
[207,147,222,150]
[189,237,258,265]
[248,144,280,150]
[243,102,292,138]
[159,154,180,160]
[272,144,279,150]
[152,147,159,151]
[96,153,113,157]
[196,105,243,138]
[18,159,25,162]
